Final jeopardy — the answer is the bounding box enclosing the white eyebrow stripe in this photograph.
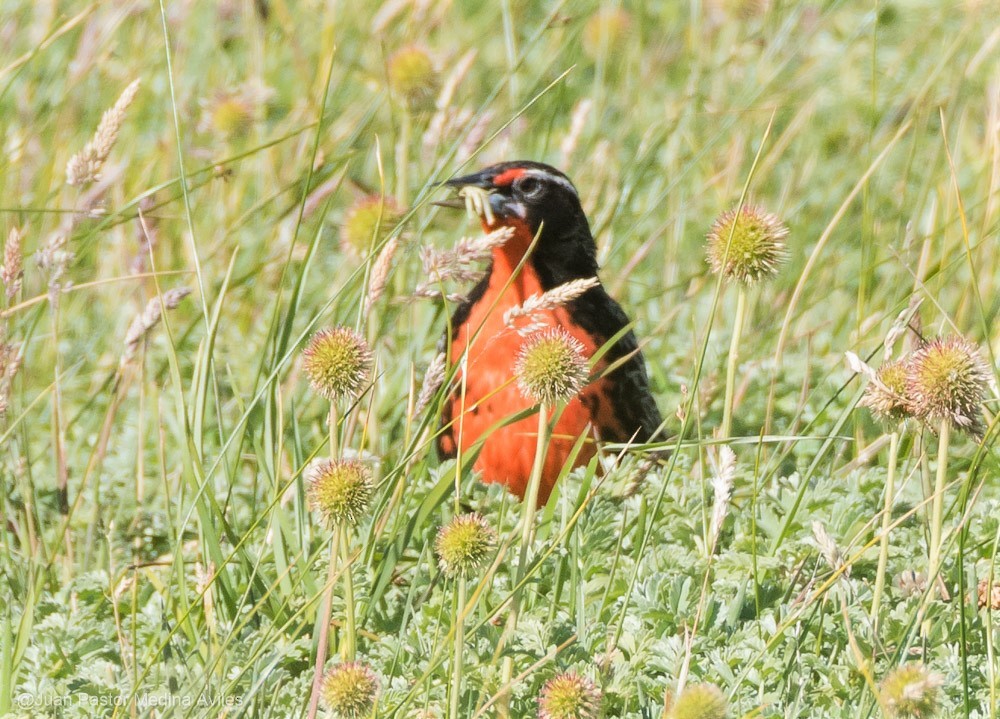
[523,168,578,197]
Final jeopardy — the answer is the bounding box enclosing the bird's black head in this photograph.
[439,161,598,282]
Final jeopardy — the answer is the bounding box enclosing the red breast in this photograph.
[441,220,611,505]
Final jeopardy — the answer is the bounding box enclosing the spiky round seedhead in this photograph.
[905,335,991,437]
[435,513,496,578]
[582,8,632,58]
[302,327,373,401]
[320,661,379,718]
[860,359,912,423]
[879,664,942,718]
[514,328,590,406]
[706,204,789,285]
[210,96,255,138]
[341,196,403,258]
[307,459,373,527]
[387,46,439,111]
[667,683,728,719]
[537,672,601,719]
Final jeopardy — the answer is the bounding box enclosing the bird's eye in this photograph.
[514,176,543,197]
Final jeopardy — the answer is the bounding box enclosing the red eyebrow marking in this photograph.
[492,168,526,186]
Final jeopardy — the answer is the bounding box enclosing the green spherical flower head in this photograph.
[583,8,632,59]
[879,664,942,718]
[435,513,496,578]
[514,328,590,406]
[307,459,373,527]
[537,672,601,719]
[667,683,728,719]
[302,327,373,401]
[387,46,439,111]
[211,96,254,138]
[706,203,789,285]
[320,661,379,718]
[905,335,991,437]
[341,196,403,259]
[860,359,912,423]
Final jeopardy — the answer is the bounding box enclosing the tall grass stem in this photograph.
[870,429,900,626]
[928,420,951,598]
[721,287,747,439]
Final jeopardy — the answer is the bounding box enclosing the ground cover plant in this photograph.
[1,0,1000,717]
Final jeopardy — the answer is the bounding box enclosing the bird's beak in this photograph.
[433,169,495,210]
[442,169,495,190]
[434,169,511,224]
[431,197,467,210]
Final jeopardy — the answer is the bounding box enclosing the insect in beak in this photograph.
[457,185,495,225]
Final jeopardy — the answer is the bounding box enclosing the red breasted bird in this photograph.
[436,161,662,505]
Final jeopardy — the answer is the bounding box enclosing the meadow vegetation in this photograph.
[1,1,1000,717]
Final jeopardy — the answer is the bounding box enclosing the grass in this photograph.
[2,0,1000,717]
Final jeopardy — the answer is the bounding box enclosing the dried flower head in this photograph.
[905,336,991,437]
[860,359,912,423]
[978,577,1000,610]
[537,672,601,719]
[199,83,272,139]
[302,327,373,401]
[514,328,590,406]
[2,227,24,300]
[706,203,789,285]
[307,458,373,527]
[879,664,942,718]
[435,513,496,578]
[341,196,403,259]
[67,78,141,186]
[320,661,379,718]
[387,45,439,111]
[667,683,728,719]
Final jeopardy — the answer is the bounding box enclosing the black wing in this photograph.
[571,285,663,443]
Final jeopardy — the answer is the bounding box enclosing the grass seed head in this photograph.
[307,459,373,527]
[66,78,141,186]
[860,359,912,423]
[667,683,728,719]
[435,513,496,578]
[320,661,379,718]
[341,196,403,259]
[387,45,439,111]
[302,327,373,401]
[2,227,24,300]
[706,203,789,285]
[514,327,590,406]
[880,664,942,718]
[537,672,601,719]
[905,335,990,437]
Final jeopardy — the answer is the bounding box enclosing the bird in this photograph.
[435,160,663,505]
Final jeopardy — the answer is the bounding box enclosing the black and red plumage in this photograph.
[436,161,662,505]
